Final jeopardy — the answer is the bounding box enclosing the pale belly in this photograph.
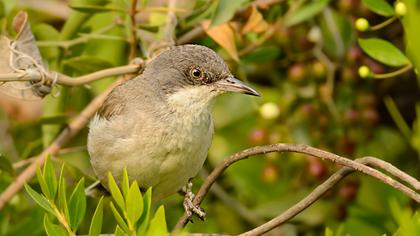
[88,112,214,201]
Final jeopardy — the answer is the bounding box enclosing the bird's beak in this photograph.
[214,76,260,96]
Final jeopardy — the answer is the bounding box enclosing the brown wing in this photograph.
[97,91,124,120]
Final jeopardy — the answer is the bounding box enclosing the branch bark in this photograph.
[174,144,420,231]
[240,156,417,236]
[0,64,142,86]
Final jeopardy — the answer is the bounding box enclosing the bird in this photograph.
[87,44,259,216]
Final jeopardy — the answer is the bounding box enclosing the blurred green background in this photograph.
[0,0,419,235]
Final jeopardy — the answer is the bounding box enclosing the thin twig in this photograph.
[199,170,266,227]
[129,0,139,60]
[313,46,339,121]
[362,156,420,191]
[240,156,418,235]
[36,23,119,49]
[174,144,420,230]
[0,64,142,86]
[12,157,36,169]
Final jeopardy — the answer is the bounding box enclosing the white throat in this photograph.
[167,86,216,114]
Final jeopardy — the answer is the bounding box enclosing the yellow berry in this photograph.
[259,102,280,119]
[395,2,407,16]
[358,66,371,78]
[355,18,369,31]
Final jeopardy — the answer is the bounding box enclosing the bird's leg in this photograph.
[181,180,206,221]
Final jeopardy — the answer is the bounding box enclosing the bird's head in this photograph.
[142,45,260,108]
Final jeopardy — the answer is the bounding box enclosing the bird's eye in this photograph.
[190,68,203,79]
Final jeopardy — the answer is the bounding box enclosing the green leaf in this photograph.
[110,202,129,233]
[358,38,410,67]
[33,23,61,61]
[57,164,69,221]
[285,0,330,27]
[68,178,86,231]
[361,0,394,17]
[108,172,125,210]
[325,227,333,236]
[242,45,281,63]
[24,184,55,215]
[44,214,69,236]
[62,56,114,74]
[0,154,14,176]
[88,197,104,236]
[319,8,354,59]
[137,188,152,236]
[43,156,57,200]
[211,0,248,26]
[402,0,420,74]
[125,181,143,227]
[121,167,130,198]
[39,115,69,125]
[145,206,167,236]
[36,167,51,200]
[69,4,124,13]
[114,225,125,236]
[0,1,5,18]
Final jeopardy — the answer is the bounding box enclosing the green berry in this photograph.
[395,2,407,16]
[355,18,369,31]
[358,66,371,78]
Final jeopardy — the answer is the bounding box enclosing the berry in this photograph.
[355,18,369,31]
[358,66,371,78]
[262,163,279,183]
[259,102,280,119]
[249,128,267,145]
[395,2,407,16]
[288,63,306,83]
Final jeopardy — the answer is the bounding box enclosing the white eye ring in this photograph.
[190,68,203,79]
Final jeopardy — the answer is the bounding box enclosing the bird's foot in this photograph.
[182,181,206,221]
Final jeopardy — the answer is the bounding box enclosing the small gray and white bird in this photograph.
[87,44,259,204]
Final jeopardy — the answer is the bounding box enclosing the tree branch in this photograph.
[0,64,142,86]
[240,156,417,236]
[174,144,420,230]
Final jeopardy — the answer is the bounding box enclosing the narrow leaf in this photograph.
[57,164,69,221]
[202,20,239,61]
[63,56,114,74]
[36,167,51,200]
[137,188,152,236]
[110,202,129,233]
[43,156,57,200]
[361,0,394,17]
[114,225,125,236]
[358,38,410,67]
[88,197,104,236]
[24,184,55,215]
[108,172,125,210]
[145,206,167,236]
[44,214,69,236]
[68,178,86,231]
[285,0,330,27]
[69,4,125,13]
[121,167,130,198]
[126,181,143,226]
[211,0,247,26]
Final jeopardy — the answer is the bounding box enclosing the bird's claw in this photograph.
[182,182,206,221]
